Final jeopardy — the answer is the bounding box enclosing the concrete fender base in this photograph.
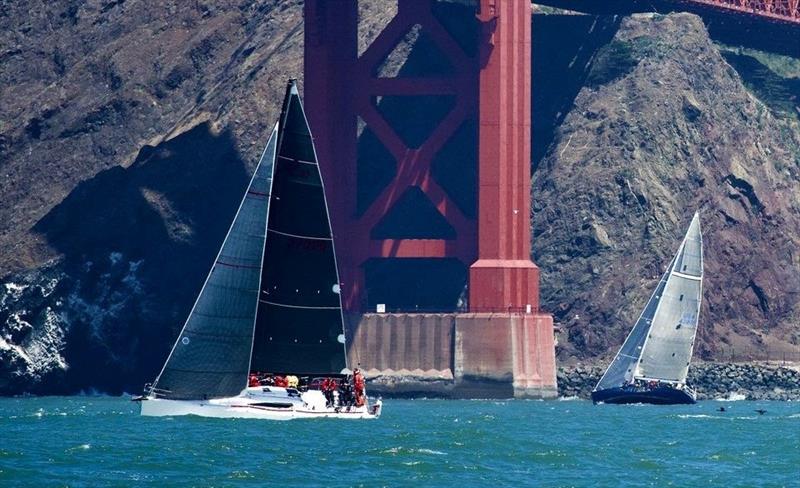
[348,312,557,399]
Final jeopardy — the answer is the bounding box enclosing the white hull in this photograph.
[139,387,382,420]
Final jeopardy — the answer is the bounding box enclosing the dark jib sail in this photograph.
[249,81,348,375]
[151,125,278,400]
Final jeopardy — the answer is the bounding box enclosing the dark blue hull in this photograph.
[592,386,696,405]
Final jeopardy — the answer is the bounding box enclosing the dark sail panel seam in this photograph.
[277,155,317,166]
[267,228,332,241]
[258,299,340,310]
[216,260,262,269]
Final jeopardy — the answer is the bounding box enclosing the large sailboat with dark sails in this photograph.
[138,80,381,419]
[592,213,703,405]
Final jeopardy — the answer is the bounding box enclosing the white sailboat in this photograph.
[137,80,381,419]
[592,213,703,405]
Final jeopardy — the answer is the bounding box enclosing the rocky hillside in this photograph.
[533,13,800,362]
[0,0,307,275]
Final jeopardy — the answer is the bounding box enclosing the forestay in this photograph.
[151,125,278,400]
[249,81,348,375]
[636,213,703,384]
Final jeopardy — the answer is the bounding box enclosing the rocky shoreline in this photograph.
[558,362,800,401]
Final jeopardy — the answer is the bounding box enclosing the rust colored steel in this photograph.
[682,0,800,23]
[469,0,541,312]
[305,0,477,311]
[304,0,542,313]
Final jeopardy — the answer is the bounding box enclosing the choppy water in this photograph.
[0,397,798,487]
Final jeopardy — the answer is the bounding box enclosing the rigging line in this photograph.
[277,154,317,166]
[259,299,340,310]
[267,228,332,241]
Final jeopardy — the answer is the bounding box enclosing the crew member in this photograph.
[248,374,260,388]
[353,368,366,407]
[322,377,337,408]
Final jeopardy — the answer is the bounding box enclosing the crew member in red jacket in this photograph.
[353,368,365,407]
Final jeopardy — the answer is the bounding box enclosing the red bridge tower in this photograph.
[304,0,556,398]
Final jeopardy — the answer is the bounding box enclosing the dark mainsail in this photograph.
[152,124,278,400]
[249,80,347,375]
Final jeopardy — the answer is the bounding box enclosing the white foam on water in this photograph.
[418,449,446,456]
[558,396,580,401]
[65,444,91,453]
[787,413,800,418]
[677,414,714,419]
[715,392,747,402]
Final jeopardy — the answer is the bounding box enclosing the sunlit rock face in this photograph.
[533,13,800,363]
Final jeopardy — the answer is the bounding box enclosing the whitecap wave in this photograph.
[715,392,747,402]
[418,448,446,456]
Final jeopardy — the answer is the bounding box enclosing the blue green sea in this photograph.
[0,397,798,487]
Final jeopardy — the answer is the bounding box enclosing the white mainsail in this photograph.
[635,213,703,384]
[593,255,675,391]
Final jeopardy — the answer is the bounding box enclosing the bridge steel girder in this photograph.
[304,0,542,314]
[683,0,800,24]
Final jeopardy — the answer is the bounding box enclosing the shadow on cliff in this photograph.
[33,122,250,394]
[532,14,622,170]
